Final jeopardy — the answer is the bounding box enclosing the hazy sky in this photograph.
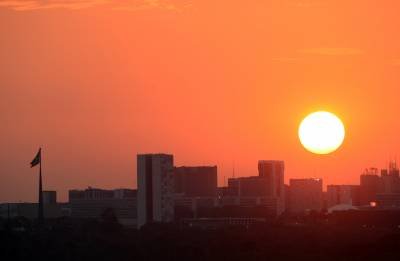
[2,0,400,202]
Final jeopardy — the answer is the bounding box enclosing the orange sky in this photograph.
[1,0,400,202]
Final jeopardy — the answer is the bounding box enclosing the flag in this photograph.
[30,148,41,168]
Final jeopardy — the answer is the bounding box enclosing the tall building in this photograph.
[374,162,400,209]
[221,160,285,216]
[137,154,174,228]
[360,168,381,206]
[258,161,284,195]
[289,178,323,213]
[381,161,400,194]
[258,160,285,213]
[174,166,217,197]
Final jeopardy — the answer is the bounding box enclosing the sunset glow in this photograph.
[2,0,400,202]
[3,2,400,260]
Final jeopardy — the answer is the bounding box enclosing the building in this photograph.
[231,176,269,197]
[219,160,285,217]
[174,196,217,219]
[137,154,174,228]
[284,184,290,212]
[69,188,137,226]
[381,161,400,194]
[0,203,68,219]
[376,193,400,209]
[227,178,240,196]
[258,160,285,213]
[289,178,323,213]
[216,186,237,198]
[174,166,217,197]
[360,168,381,206]
[42,191,57,205]
[199,202,280,219]
[258,160,284,196]
[227,161,285,198]
[326,185,361,208]
[0,190,68,219]
[356,163,400,208]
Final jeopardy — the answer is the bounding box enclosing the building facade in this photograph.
[0,202,68,219]
[360,168,381,206]
[174,166,217,197]
[289,178,323,213]
[258,160,285,197]
[69,188,137,226]
[0,191,68,219]
[258,160,285,214]
[326,185,361,208]
[42,191,57,205]
[137,154,174,228]
[381,162,400,194]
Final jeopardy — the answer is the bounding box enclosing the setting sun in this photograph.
[298,111,345,155]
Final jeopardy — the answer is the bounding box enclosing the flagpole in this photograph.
[38,148,44,224]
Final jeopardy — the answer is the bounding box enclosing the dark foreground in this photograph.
[1,217,400,261]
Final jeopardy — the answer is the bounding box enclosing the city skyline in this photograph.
[3,145,400,203]
[4,152,400,226]
[3,149,400,204]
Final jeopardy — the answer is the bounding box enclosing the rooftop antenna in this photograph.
[232,160,235,178]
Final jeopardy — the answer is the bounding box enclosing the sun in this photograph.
[298,111,345,154]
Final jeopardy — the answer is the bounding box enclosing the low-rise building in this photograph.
[327,185,361,208]
[0,191,69,219]
[69,187,137,227]
[376,193,400,209]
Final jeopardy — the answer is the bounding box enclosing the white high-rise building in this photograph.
[137,154,174,228]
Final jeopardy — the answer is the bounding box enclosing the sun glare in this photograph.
[298,111,345,154]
